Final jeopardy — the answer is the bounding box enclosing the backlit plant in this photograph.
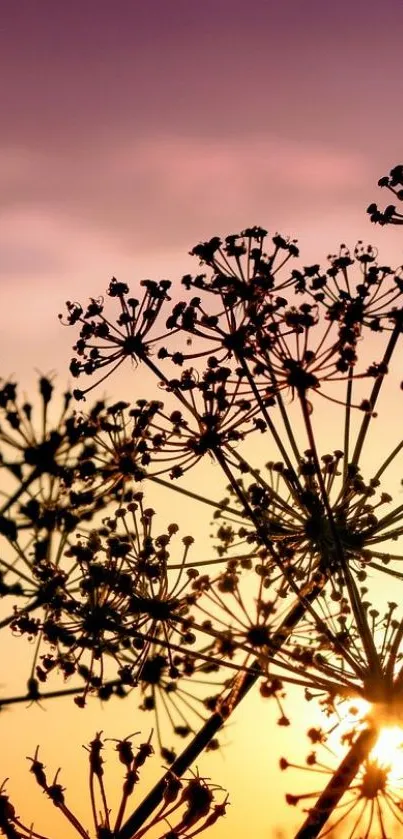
[2,169,403,837]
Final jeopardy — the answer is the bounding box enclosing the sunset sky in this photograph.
[2,1,403,836]
[2,0,403,380]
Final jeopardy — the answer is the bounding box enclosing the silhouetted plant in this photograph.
[368,164,403,226]
[3,180,403,837]
[282,719,403,837]
[0,731,227,838]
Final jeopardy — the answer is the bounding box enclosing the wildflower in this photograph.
[282,721,403,837]
[368,163,403,226]
[211,447,403,591]
[35,214,403,837]
[0,376,85,516]
[189,559,291,724]
[188,228,300,301]
[61,277,172,399]
[0,377,110,614]
[0,732,228,838]
[72,398,164,501]
[136,647,224,762]
[294,242,403,334]
[140,365,267,479]
[259,596,403,728]
[162,228,300,367]
[245,300,388,412]
[10,499,215,711]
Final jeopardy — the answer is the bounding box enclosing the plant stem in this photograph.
[0,680,122,707]
[351,321,401,468]
[117,667,256,839]
[0,465,40,515]
[293,726,377,839]
[117,572,329,839]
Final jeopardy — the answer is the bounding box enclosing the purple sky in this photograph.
[2,1,403,287]
[2,3,403,349]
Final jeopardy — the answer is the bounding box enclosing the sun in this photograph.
[370,726,403,781]
[317,698,403,784]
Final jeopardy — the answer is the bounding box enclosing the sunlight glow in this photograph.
[326,700,403,784]
[371,727,403,781]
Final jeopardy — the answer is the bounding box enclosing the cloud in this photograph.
[0,135,368,259]
[0,134,373,382]
[3,135,403,387]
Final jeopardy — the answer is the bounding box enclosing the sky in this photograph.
[2,1,403,836]
[2,0,403,381]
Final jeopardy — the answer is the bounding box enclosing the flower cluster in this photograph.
[282,722,403,837]
[0,731,228,839]
[3,185,403,838]
[10,501,200,702]
[61,277,172,400]
[0,377,114,612]
[56,221,403,834]
[368,164,403,226]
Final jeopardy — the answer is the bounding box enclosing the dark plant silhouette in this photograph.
[2,174,403,837]
[0,731,227,838]
[368,164,403,226]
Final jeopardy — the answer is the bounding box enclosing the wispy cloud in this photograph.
[0,135,368,259]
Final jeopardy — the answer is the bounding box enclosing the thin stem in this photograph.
[0,680,122,708]
[351,321,401,468]
[0,465,40,515]
[342,370,353,486]
[372,438,403,482]
[237,355,303,490]
[117,570,332,839]
[147,474,240,517]
[294,726,378,839]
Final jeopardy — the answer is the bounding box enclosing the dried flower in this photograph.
[0,732,227,838]
[368,164,403,226]
[61,277,172,399]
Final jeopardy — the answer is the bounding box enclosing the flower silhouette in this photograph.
[0,731,228,838]
[62,277,172,400]
[368,164,403,226]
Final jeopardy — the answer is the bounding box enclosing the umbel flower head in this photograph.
[187,227,300,312]
[281,721,403,838]
[0,730,228,838]
[0,376,114,611]
[162,228,300,367]
[71,398,163,502]
[0,375,117,529]
[256,592,403,723]
[9,496,222,719]
[144,365,267,479]
[0,376,89,536]
[0,377,131,718]
[368,163,403,226]
[210,441,403,592]
[292,242,403,335]
[238,298,387,411]
[187,555,291,725]
[135,643,224,763]
[61,276,172,400]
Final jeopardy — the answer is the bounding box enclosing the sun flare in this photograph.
[370,727,403,780]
